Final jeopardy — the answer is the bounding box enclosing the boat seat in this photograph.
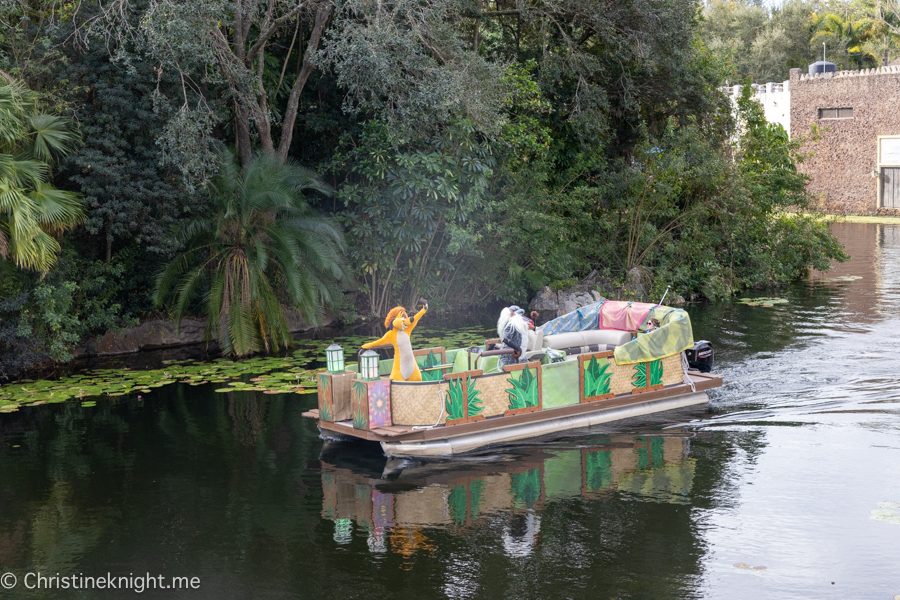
[557,344,618,359]
[542,329,632,350]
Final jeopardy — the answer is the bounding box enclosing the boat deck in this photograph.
[303,372,722,444]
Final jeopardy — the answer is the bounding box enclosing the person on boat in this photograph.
[497,306,530,367]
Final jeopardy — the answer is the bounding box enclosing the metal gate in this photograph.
[882,167,900,208]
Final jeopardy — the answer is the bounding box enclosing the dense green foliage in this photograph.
[0,0,853,375]
[155,151,346,356]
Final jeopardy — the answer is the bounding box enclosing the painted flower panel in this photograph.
[368,380,392,427]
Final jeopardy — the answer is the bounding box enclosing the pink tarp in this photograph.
[598,301,656,331]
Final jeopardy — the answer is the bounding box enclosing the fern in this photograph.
[584,356,612,397]
[507,366,539,410]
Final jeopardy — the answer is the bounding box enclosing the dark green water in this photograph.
[1,223,899,599]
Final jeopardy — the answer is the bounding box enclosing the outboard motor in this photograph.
[686,340,714,373]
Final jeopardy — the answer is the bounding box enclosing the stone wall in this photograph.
[790,66,900,214]
[75,308,336,357]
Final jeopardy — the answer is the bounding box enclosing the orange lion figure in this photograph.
[362,300,428,381]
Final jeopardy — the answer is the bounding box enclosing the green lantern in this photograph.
[326,344,345,373]
[360,350,380,380]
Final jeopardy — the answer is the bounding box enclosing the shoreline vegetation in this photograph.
[811,214,900,224]
[1,1,856,380]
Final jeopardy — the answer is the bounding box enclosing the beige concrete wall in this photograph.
[790,66,900,214]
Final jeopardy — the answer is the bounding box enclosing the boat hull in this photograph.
[305,372,721,457]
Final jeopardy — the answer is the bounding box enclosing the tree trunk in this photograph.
[235,102,253,167]
[473,0,481,52]
[275,1,333,163]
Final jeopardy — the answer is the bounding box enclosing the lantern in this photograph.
[326,344,345,373]
[360,350,380,380]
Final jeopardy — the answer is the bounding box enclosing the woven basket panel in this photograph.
[391,381,449,425]
[474,373,513,417]
[609,360,636,396]
[662,354,683,386]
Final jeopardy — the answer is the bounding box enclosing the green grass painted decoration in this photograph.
[420,350,442,381]
[507,366,539,410]
[445,376,483,421]
[632,359,664,388]
[318,374,333,421]
[446,377,466,420]
[352,406,368,430]
[351,381,368,430]
[467,377,483,417]
[583,356,612,398]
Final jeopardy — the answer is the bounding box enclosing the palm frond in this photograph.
[28,114,80,162]
[29,183,83,229]
[9,157,49,189]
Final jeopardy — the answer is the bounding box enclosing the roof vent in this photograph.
[808,61,837,74]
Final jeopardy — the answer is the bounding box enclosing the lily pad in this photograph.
[738,297,788,306]
[871,501,900,524]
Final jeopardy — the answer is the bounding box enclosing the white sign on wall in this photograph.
[879,137,900,165]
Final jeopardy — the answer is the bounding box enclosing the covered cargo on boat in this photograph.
[539,301,694,365]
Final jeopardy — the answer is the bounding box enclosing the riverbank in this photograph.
[803,212,900,224]
[74,308,351,358]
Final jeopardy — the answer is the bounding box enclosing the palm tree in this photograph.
[0,77,83,272]
[863,12,900,66]
[811,13,879,69]
[155,150,347,356]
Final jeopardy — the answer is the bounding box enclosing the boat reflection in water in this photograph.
[318,431,701,560]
